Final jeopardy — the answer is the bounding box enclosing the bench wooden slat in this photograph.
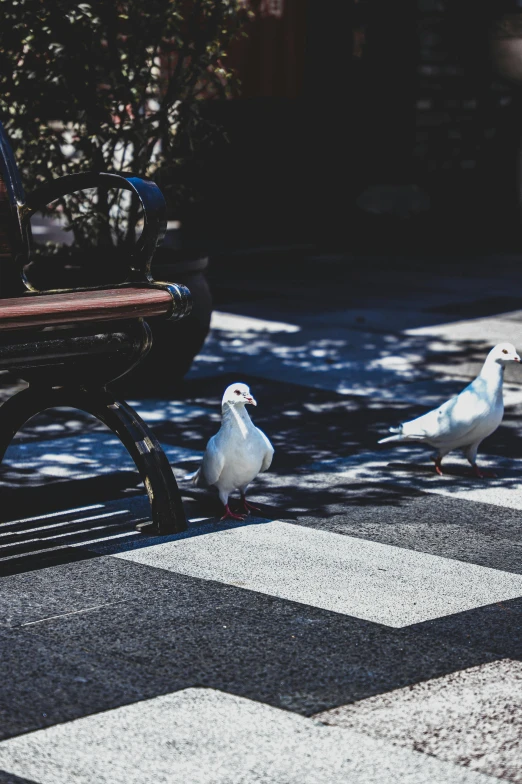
[0,287,172,331]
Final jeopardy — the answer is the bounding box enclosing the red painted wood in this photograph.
[0,287,172,331]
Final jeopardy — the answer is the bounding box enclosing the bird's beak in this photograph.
[245,395,257,406]
[515,355,520,363]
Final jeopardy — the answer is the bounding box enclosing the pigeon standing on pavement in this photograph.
[192,382,274,521]
[378,342,520,477]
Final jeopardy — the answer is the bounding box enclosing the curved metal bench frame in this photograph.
[0,120,191,536]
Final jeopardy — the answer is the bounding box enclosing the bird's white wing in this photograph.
[200,435,226,486]
[401,379,493,444]
[257,427,274,472]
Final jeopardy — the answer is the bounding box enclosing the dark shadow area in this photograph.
[0,495,147,577]
[0,772,41,784]
[184,1,522,256]
[80,514,274,557]
[0,562,519,738]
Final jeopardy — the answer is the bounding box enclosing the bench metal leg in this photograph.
[0,385,187,535]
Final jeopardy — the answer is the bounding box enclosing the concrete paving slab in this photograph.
[0,771,39,784]
[276,478,522,575]
[309,448,522,512]
[0,547,164,628]
[189,310,444,401]
[106,520,522,627]
[0,492,159,566]
[406,315,522,383]
[2,552,506,721]
[0,687,499,784]
[129,399,216,424]
[191,310,522,404]
[1,433,201,485]
[315,659,522,783]
[406,314,522,346]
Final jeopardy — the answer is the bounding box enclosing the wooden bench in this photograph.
[0,120,191,535]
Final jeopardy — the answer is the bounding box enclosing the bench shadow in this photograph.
[77,511,276,557]
[0,473,275,575]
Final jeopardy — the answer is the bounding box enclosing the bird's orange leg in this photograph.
[433,456,443,476]
[220,504,246,522]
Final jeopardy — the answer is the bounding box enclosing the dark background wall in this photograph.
[183,0,522,255]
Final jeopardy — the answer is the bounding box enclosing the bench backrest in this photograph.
[0,122,32,293]
[0,120,174,303]
[0,122,29,251]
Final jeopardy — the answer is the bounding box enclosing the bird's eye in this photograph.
[234,389,241,395]
[502,349,509,354]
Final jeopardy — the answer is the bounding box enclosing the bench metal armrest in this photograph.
[25,172,167,280]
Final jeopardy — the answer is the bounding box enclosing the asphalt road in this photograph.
[0,253,521,783]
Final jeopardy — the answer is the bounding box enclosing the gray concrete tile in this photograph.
[0,497,156,575]
[0,687,499,784]
[309,448,522,513]
[281,480,522,575]
[103,520,522,628]
[0,623,157,741]
[315,659,522,783]
[1,433,200,486]
[0,771,40,784]
[0,551,161,628]
[2,554,503,718]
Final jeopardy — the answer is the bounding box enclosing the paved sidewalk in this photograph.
[0,253,521,783]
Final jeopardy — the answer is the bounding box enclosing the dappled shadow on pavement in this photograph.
[2,253,522,573]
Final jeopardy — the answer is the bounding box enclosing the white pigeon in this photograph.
[378,342,520,477]
[192,382,274,520]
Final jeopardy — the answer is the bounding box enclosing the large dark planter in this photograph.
[490,12,522,83]
[115,248,212,396]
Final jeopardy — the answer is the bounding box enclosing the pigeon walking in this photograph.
[192,382,274,520]
[378,343,520,477]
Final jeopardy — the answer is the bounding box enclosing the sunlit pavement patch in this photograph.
[107,520,522,628]
[308,449,522,512]
[0,688,497,784]
[315,659,522,783]
[211,310,301,334]
[0,433,202,484]
[129,399,215,424]
[187,309,522,405]
[187,310,450,401]
[405,313,522,351]
[188,322,437,402]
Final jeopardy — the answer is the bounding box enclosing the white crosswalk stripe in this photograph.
[1,345,521,783]
[0,688,499,784]
[104,520,522,628]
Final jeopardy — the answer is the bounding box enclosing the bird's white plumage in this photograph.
[194,382,274,508]
[379,343,520,469]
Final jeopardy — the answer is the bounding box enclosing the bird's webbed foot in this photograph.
[220,504,246,522]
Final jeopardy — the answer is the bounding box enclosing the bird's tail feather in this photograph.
[185,466,209,488]
[378,424,427,445]
[378,425,404,444]
[378,433,403,444]
[184,467,201,484]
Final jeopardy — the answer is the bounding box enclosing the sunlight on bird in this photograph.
[189,382,274,521]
